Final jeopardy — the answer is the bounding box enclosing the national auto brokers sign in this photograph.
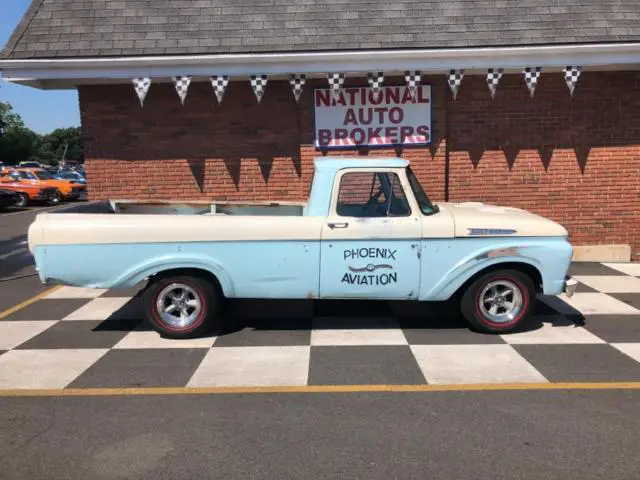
[313,85,431,149]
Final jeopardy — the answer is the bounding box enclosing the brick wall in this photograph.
[80,71,640,255]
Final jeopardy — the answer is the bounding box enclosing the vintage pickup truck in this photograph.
[28,158,576,338]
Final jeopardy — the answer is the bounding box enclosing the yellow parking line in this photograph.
[0,285,62,320]
[1,382,640,397]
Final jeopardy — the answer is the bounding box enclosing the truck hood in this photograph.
[437,202,568,238]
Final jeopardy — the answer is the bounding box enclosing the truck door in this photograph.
[320,168,422,300]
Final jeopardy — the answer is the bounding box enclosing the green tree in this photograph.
[0,102,39,164]
[37,127,84,165]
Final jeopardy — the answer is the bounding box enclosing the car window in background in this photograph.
[33,170,54,180]
[17,171,38,180]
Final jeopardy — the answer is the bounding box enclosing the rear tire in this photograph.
[15,193,29,208]
[461,270,535,333]
[142,274,219,339]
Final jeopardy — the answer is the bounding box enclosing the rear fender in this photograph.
[111,254,235,297]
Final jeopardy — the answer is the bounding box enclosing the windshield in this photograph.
[406,167,438,215]
[59,172,78,179]
[34,170,54,180]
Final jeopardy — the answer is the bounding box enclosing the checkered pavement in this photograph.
[1,263,640,389]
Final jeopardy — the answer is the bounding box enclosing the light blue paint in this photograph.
[32,158,573,301]
[418,237,572,300]
[35,241,321,299]
[34,236,571,300]
[320,239,422,299]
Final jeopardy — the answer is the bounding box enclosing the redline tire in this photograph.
[142,275,219,339]
[461,270,536,334]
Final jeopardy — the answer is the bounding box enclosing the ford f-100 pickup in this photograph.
[28,158,576,338]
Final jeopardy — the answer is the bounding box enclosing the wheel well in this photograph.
[455,262,543,298]
[150,268,224,297]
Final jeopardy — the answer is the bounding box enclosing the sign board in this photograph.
[313,85,431,149]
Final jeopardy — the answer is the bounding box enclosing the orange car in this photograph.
[0,178,58,207]
[7,168,86,203]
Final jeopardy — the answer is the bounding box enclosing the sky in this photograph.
[0,0,80,134]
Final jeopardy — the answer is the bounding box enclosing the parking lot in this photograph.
[1,207,640,479]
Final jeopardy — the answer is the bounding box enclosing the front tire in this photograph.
[15,193,29,208]
[461,270,535,333]
[142,275,219,339]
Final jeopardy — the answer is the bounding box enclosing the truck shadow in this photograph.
[96,294,586,338]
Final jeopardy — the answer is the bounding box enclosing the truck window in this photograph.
[336,172,411,218]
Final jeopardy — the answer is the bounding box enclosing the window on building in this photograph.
[336,171,411,218]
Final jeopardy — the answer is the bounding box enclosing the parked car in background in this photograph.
[0,178,57,207]
[55,170,87,185]
[0,189,19,210]
[8,168,86,203]
[18,161,45,169]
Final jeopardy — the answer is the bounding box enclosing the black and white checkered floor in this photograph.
[2,262,640,389]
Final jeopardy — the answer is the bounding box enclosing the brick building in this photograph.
[2,1,640,259]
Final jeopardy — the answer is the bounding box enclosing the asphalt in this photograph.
[0,390,639,479]
[2,203,640,479]
[0,205,67,311]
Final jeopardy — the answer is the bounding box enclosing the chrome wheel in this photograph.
[478,280,523,324]
[155,283,202,329]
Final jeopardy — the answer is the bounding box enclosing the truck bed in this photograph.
[56,199,305,216]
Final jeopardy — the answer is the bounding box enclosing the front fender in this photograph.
[420,238,572,300]
[111,253,235,297]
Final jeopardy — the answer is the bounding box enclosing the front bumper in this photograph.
[564,277,578,297]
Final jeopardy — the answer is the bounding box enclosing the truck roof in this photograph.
[313,157,409,172]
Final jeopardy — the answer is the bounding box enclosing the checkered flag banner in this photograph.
[523,67,542,98]
[564,66,582,96]
[132,77,151,106]
[448,69,464,100]
[172,75,192,105]
[367,72,385,94]
[289,74,306,102]
[486,68,504,98]
[250,75,268,103]
[404,70,421,100]
[327,73,345,102]
[211,75,229,104]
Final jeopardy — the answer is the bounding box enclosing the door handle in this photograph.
[328,222,349,229]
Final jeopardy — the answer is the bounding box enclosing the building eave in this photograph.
[2,42,640,89]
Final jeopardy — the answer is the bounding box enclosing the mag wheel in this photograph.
[143,275,219,339]
[461,270,535,333]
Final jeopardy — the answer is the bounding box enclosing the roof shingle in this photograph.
[3,0,640,59]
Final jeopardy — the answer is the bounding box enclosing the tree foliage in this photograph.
[0,102,83,165]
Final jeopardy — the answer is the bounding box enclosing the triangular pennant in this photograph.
[404,70,421,100]
[327,73,345,102]
[172,75,192,105]
[486,68,504,98]
[564,66,582,96]
[132,77,151,106]
[448,69,464,100]
[523,67,542,98]
[367,71,384,94]
[289,74,306,102]
[250,75,268,103]
[211,75,229,104]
